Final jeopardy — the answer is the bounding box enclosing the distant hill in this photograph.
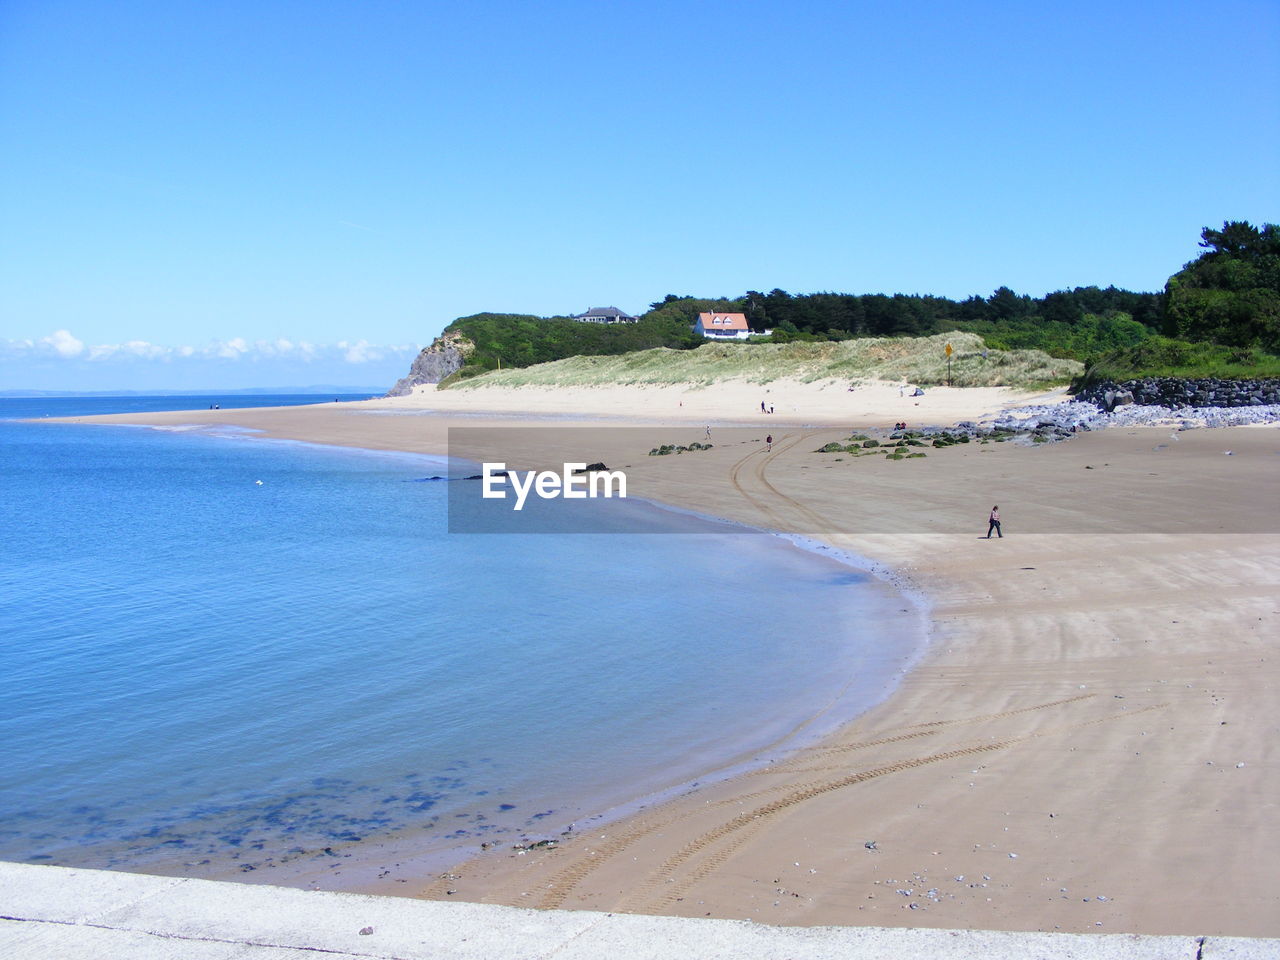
[392,288,1162,394]
[387,220,1278,393]
[388,303,735,394]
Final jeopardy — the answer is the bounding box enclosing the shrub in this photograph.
[1073,335,1280,387]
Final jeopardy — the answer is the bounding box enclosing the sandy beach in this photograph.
[391,378,1073,426]
[59,382,1280,937]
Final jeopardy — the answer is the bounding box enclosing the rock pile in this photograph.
[933,377,1280,441]
[867,384,1280,446]
[1077,377,1280,410]
[978,398,1280,438]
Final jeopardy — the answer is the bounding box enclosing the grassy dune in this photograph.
[446,332,1082,390]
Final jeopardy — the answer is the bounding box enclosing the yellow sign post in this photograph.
[945,343,952,385]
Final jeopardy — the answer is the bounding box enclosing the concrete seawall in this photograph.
[1,862,1275,959]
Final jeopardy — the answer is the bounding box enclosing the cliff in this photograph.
[385,332,474,396]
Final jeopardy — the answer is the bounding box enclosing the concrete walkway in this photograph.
[1,862,1274,959]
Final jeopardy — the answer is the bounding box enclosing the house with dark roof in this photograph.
[572,306,637,324]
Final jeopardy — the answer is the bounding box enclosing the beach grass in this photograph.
[443,332,1081,391]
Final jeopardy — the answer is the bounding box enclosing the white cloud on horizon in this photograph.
[215,337,249,359]
[42,329,86,358]
[2,331,422,365]
[338,339,384,364]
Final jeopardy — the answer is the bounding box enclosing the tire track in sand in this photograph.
[524,443,1142,910]
[727,431,830,533]
[740,692,1098,775]
[529,694,1122,910]
[626,702,1170,913]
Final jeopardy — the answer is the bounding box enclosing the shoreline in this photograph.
[13,407,934,898]
[36,389,1280,936]
[232,483,934,895]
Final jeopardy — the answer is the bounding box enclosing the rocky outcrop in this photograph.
[1077,377,1280,410]
[980,397,1280,436]
[385,332,474,397]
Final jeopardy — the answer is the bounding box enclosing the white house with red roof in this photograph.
[693,311,754,341]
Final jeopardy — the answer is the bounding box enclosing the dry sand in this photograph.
[391,378,1069,426]
[58,383,1280,937]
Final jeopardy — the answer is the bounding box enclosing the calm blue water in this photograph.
[0,396,922,888]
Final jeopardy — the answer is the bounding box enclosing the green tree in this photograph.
[1041,290,1083,325]
[987,286,1033,321]
[1164,221,1280,351]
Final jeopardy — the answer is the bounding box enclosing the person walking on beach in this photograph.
[766,434,773,451]
[986,505,1002,539]
[705,425,712,441]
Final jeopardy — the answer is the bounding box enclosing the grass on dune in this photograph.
[444,332,1082,391]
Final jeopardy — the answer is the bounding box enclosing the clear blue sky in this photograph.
[2,0,1277,389]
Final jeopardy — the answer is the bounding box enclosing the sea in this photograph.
[0,395,925,889]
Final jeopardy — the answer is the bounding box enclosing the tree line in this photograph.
[732,285,1164,359]
[442,221,1277,381]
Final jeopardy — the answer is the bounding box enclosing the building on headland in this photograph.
[572,306,638,324]
[693,311,756,341]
